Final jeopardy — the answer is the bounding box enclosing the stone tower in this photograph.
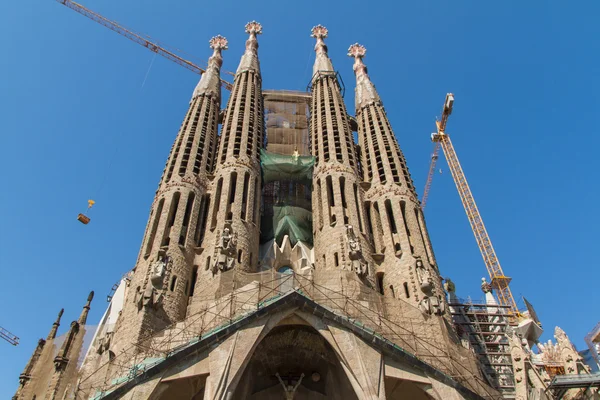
[309,26,374,289]
[13,293,93,400]
[349,43,442,313]
[16,23,510,400]
[109,34,228,354]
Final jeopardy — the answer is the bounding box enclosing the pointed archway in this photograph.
[232,322,359,399]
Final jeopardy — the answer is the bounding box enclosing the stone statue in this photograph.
[149,254,170,290]
[443,277,456,294]
[418,295,445,316]
[415,258,433,293]
[346,225,368,277]
[276,373,304,400]
[481,277,493,294]
[214,226,237,274]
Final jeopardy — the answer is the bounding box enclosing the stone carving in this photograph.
[481,277,493,294]
[416,258,445,316]
[138,254,171,310]
[443,277,456,294]
[213,225,237,274]
[276,373,305,400]
[345,225,368,277]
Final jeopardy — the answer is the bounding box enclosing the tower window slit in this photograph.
[403,282,410,298]
[144,198,164,258]
[316,179,323,229]
[376,273,384,295]
[169,275,177,292]
[237,249,243,263]
[326,176,335,224]
[210,178,223,229]
[384,199,397,234]
[194,194,210,246]
[241,172,250,220]
[226,172,237,220]
[365,201,373,238]
[334,252,339,267]
[353,183,364,233]
[179,192,195,246]
[161,192,180,247]
[415,207,432,262]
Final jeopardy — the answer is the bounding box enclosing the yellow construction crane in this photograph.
[55,0,234,90]
[423,94,519,316]
[1,326,19,346]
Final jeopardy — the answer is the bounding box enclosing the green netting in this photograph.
[260,149,315,184]
[260,205,313,246]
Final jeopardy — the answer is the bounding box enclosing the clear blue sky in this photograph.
[1,0,598,396]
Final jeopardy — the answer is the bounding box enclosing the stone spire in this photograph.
[46,308,64,340]
[78,291,94,325]
[192,35,228,100]
[236,21,262,74]
[311,25,334,76]
[348,43,381,110]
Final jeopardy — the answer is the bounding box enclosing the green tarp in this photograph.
[260,149,315,184]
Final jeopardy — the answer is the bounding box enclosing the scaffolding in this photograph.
[74,270,502,399]
[449,299,516,396]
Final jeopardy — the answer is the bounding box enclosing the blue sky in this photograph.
[1,0,599,396]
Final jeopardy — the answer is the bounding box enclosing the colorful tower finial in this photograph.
[209,34,228,51]
[311,24,328,39]
[311,25,334,75]
[245,21,263,35]
[193,35,227,99]
[237,21,262,74]
[348,43,368,75]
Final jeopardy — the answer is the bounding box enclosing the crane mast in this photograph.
[429,94,519,315]
[55,0,233,90]
[0,326,19,346]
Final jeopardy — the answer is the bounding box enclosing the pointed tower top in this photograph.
[78,291,94,325]
[236,21,262,74]
[311,25,334,77]
[46,308,64,340]
[192,35,228,100]
[348,43,380,109]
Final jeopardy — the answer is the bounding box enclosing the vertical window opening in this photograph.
[241,172,250,220]
[145,199,164,258]
[169,276,177,292]
[179,192,195,246]
[401,201,413,254]
[334,252,339,267]
[353,183,364,233]
[376,273,384,295]
[384,199,397,234]
[389,285,395,298]
[403,282,410,298]
[194,195,210,246]
[253,177,259,224]
[161,192,181,247]
[211,178,223,229]
[237,249,243,263]
[189,266,199,297]
[226,172,237,220]
[415,207,432,262]
[326,176,335,224]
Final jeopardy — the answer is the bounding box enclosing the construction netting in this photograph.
[261,91,315,248]
[260,150,314,246]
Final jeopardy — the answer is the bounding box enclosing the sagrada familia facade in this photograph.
[13,22,598,400]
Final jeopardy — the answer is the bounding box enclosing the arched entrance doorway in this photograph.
[232,324,358,399]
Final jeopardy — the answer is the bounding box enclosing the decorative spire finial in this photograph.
[245,21,263,36]
[209,35,228,51]
[347,43,366,59]
[311,25,328,40]
[78,291,94,324]
[236,21,262,74]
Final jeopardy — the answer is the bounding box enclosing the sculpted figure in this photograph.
[276,373,305,400]
[481,277,493,294]
[415,258,433,293]
[346,225,368,277]
[150,254,170,290]
[214,226,237,273]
